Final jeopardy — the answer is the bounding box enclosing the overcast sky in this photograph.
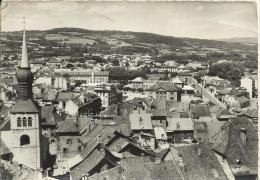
[1,1,258,39]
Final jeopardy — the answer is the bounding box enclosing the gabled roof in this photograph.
[211,117,258,175]
[11,98,40,113]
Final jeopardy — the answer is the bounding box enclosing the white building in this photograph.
[240,76,258,99]
[94,83,119,108]
[54,69,109,85]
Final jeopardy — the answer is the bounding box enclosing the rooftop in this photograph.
[190,104,211,118]
[56,118,79,134]
[129,112,153,130]
[11,98,40,113]
[41,105,63,126]
[211,117,258,175]
[167,118,194,132]
[147,81,181,92]
[88,159,183,180]
[174,144,228,180]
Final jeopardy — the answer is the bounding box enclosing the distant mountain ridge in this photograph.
[217,37,258,44]
[3,27,258,53]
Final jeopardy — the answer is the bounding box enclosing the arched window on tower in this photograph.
[28,117,32,126]
[17,117,21,127]
[22,117,27,127]
[20,135,30,146]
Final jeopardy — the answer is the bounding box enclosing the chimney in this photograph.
[240,128,247,144]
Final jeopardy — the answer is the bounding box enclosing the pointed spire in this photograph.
[21,17,29,68]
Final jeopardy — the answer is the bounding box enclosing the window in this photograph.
[67,139,72,144]
[170,97,174,100]
[22,117,27,127]
[17,117,21,127]
[20,135,30,146]
[28,117,32,126]
[63,148,68,153]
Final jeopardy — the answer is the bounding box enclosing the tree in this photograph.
[209,62,244,86]
[111,59,120,66]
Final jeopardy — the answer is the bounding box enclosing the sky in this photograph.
[1,1,258,39]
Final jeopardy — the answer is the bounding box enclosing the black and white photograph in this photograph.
[0,1,258,180]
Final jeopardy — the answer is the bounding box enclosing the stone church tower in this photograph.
[9,28,43,170]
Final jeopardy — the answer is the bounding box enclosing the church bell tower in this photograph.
[9,20,43,170]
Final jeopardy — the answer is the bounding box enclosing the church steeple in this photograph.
[16,19,34,99]
[21,29,29,68]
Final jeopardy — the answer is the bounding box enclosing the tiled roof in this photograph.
[174,144,228,180]
[167,118,194,131]
[11,99,40,113]
[211,117,258,175]
[70,148,118,180]
[88,159,183,180]
[56,118,79,134]
[153,98,167,110]
[56,91,74,101]
[80,125,116,158]
[129,112,153,130]
[0,160,42,180]
[216,108,235,120]
[147,81,181,92]
[244,108,258,118]
[0,118,11,131]
[0,104,10,118]
[41,105,63,126]
[237,96,250,104]
[190,104,211,118]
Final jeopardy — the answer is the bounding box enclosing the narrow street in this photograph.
[189,78,226,108]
